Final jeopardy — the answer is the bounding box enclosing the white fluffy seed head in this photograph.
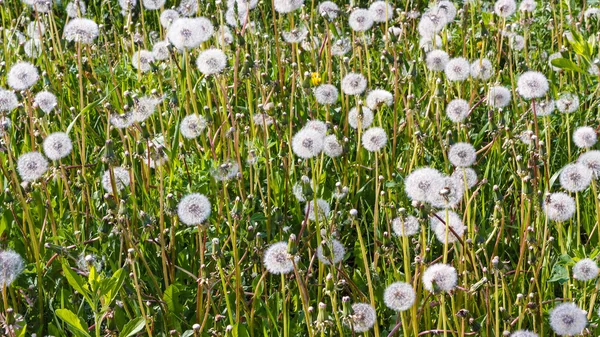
[341,73,367,95]
[404,167,443,202]
[555,93,580,113]
[26,21,46,39]
[366,89,393,110]
[331,38,351,56]
[348,303,377,332]
[160,9,180,28]
[446,99,470,123]
[516,71,549,99]
[549,302,587,336]
[318,1,339,20]
[313,84,338,105]
[8,62,39,90]
[487,86,512,108]
[177,0,198,16]
[142,0,165,10]
[384,282,416,311]
[34,91,58,114]
[273,0,303,13]
[197,48,227,75]
[437,1,457,21]
[578,150,600,177]
[43,132,73,160]
[532,99,555,116]
[418,10,448,38]
[66,0,87,18]
[470,58,493,80]
[348,8,374,32]
[132,96,162,122]
[63,18,99,44]
[362,127,388,152]
[0,250,25,287]
[573,258,599,281]
[369,1,394,22]
[573,127,598,149]
[323,135,343,158]
[0,89,18,112]
[0,117,12,137]
[452,167,478,188]
[152,40,171,61]
[348,106,374,129]
[392,215,420,237]
[180,114,207,139]
[543,192,576,222]
[101,167,131,193]
[263,242,294,274]
[167,17,214,50]
[426,49,449,72]
[510,330,538,337]
[430,210,465,243]
[316,238,345,265]
[282,26,308,43]
[292,128,324,159]
[426,176,465,208]
[305,199,330,221]
[519,0,536,12]
[177,193,211,225]
[559,163,592,192]
[448,142,476,167]
[17,152,48,181]
[444,57,471,82]
[132,50,154,73]
[303,120,327,137]
[110,112,134,129]
[422,263,458,293]
[494,0,517,17]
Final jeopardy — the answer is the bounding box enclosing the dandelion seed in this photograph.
[196,48,227,75]
[430,210,465,243]
[230,0,259,10]
[448,142,476,167]
[152,40,171,61]
[63,18,99,44]
[578,150,600,177]
[549,302,587,336]
[132,96,162,122]
[510,330,538,337]
[24,0,53,12]
[362,127,387,152]
[118,0,136,14]
[292,128,324,159]
[588,64,600,77]
[177,0,198,16]
[76,253,103,274]
[420,35,443,52]
[427,176,465,208]
[43,132,73,161]
[445,57,471,82]
[422,263,458,293]
[180,114,207,139]
[559,163,592,192]
[132,50,154,72]
[323,135,343,158]
[282,26,308,43]
[446,99,470,123]
[314,84,338,105]
[225,5,250,27]
[519,0,536,12]
[509,35,525,51]
[487,86,511,108]
[470,58,494,80]
[160,9,180,28]
[532,99,555,116]
[305,199,330,221]
[331,38,351,56]
[573,127,597,149]
[17,152,48,182]
[66,0,87,18]
[216,25,234,46]
[494,0,517,17]
[167,17,214,50]
[555,93,579,113]
[348,303,377,333]
[177,193,211,225]
[7,62,39,91]
[319,1,339,20]
[263,241,295,274]
[102,167,131,193]
[425,50,449,72]
[142,0,165,10]
[252,113,274,127]
[110,112,134,129]
[0,89,18,112]
[366,90,393,110]
[348,9,374,32]
[303,120,328,137]
[384,282,416,311]
[543,192,576,222]
[452,167,478,188]
[0,250,25,287]
[392,215,420,237]
[418,10,448,38]
[437,1,457,21]
[348,106,374,130]
[405,167,444,202]
[369,1,394,22]
[316,238,345,265]
[516,71,549,99]
[341,73,367,95]
[573,258,599,281]
[273,0,303,13]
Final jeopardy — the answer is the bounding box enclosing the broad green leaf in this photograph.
[55,309,91,337]
[548,264,569,284]
[62,264,93,309]
[119,317,146,337]
[102,268,126,309]
[232,324,250,337]
[163,284,181,313]
[550,58,584,73]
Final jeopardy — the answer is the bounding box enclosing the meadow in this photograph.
[0,0,600,336]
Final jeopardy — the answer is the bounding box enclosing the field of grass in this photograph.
[1,0,600,336]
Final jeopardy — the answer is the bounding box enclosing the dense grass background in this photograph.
[1,0,600,336]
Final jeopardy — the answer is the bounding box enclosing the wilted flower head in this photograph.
[348,9,374,32]
[392,215,420,237]
[578,150,600,177]
[17,152,48,181]
[132,96,162,122]
[430,210,465,243]
[369,1,394,22]
[559,163,592,192]
[366,90,393,110]
[422,263,457,293]
[348,303,377,332]
[487,86,512,108]
[43,132,73,160]
[313,84,338,105]
[470,58,493,80]
[167,17,214,50]
[448,142,476,167]
[323,135,343,158]
[348,106,374,130]
[573,258,599,281]
[446,99,470,123]
[160,9,180,28]
[555,93,580,113]
[132,50,154,72]
[142,0,165,10]
[102,167,131,193]
[273,0,303,13]
[494,0,517,17]
[445,57,471,82]
[292,128,324,159]
[282,26,308,43]
[263,242,295,274]
[532,99,555,116]
[319,1,339,20]
[452,167,478,188]
[316,238,345,265]
[180,114,206,139]
[7,62,39,90]
[384,282,416,311]
[177,193,211,225]
[196,48,227,75]
[341,73,367,95]
[549,302,587,336]
[66,0,87,18]
[63,18,99,44]
[305,198,330,221]
[543,192,576,222]
[516,71,549,99]
[0,250,25,287]
[405,167,443,202]
[427,176,465,208]
[0,89,18,112]
[362,127,388,152]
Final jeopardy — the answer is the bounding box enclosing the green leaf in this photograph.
[62,263,93,309]
[181,331,194,337]
[548,264,569,284]
[550,58,584,73]
[163,284,181,314]
[102,268,126,309]
[55,309,91,337]
[232,324,250,337]
[119,317,146,337]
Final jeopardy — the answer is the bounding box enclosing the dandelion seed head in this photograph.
[366,89,393,110]
[341,72,367,95]
[63,18,99,44]
[43,132,73,160]
[427,176,465,208]
[573,258,599,281]
[470,58,494,80]
[420,35,443,52]
[25,0,53,13]
[392,215,420,237]
[0,117,12,137]
[532,99,555,116]
[26,21,45,39]
[323,135,343,158]
[573,127,597,149]
[425,50,449,72]
[17,152,48,182]
[180,114,207,139]
[349,9,374,32]
[211,160,240,181]
[452,167,478,188]
[8,62,39,90]
[422,263,458,293]
[559,163,592,192]
[152,40,171,60]
[448,142,476,167]
[578,150,600,177]
[225,5,250,27]
[110,112,134,129]
[132,50,154,72]
[510,330,538,337]
[369,1,394,22]
[348,106,374,130]
[348,303,377,333]
[177,0,198,16]
[263,242,295,274]
[24,39,42,58]
[316,238,345,265]
[405,167,444,202]
[273,0,303,13]
[314,84,338,105]
[118,0,136,13]
[196,48,227,75]
[446,99,470,123]
[0,250,25,287]
[384,282,416,311]
[362,127,388,152]
[160,9,180,28]
[487,86,512,108]
[0,89,18,112]
[549,302,587,336]
[555,93,580,113]
[305,199,330,221]
[303,120,328,137]
[216,25,234,46]
[177,193,211,225]
[445,57,471,82]
[102,167,131,193]
[132,96,162,122]
[282,26,308,43]
[66,0,87,18]
[331,38,351,56]
[519,0,536,12]
[418,11,448,38]
[167,17,214,50]
[543,192,576,222]
[292,128,324,159]
[33,91,57,114]
[142,0,165,10]
[437,1,457,21]
[430,210,465,243]
[319,1,339,20]
[509,34,525,51]
[252,113,274,127]
[494,0,517,17]
[517,71,549,99]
